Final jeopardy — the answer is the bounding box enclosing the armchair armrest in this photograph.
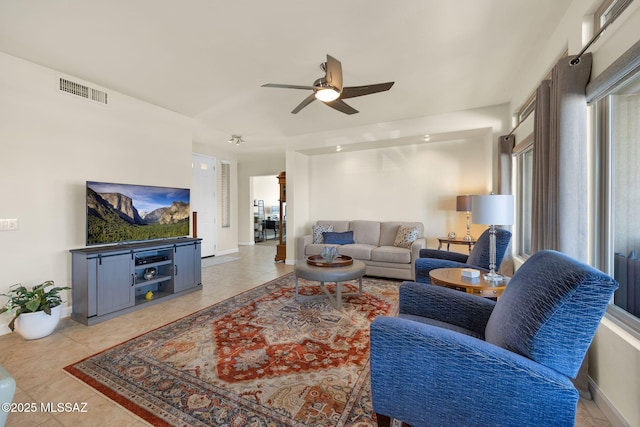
[414,257,472,283]
[370,316,579,427]
[399,281,495,336]
[419,248,469,263]
[408,238,427,280]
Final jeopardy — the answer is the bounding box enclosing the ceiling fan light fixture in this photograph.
[314,87,340,102]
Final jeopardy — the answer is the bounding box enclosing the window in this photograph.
[220,162,231,228]
[593,62,640,329]
[606,71,640,320]
[513,135,534,258]
[594,0,634,33]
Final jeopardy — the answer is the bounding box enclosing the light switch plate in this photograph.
[0,219,18,231]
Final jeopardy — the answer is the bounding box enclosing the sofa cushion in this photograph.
[380,222,424,246]
[337,244,375,261]
[372,246,412,264]
[323,231,355,245]
[350,220,381,246]
[316,220,350,233]
[393,225,420,249]
[312,224,333,244]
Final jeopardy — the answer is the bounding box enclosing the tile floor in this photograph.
[0,244,613,426]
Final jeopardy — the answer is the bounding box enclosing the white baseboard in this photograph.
[215,247,240,256]
[589,378,630,427]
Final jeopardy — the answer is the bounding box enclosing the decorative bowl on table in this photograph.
[307,254,354,267]
[321,246,339,263]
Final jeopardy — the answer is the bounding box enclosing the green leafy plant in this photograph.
[0,280,70,331]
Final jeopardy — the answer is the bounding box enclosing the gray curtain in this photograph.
[530,53,592,262]
[498,135,515,194]
[498,135,515,276]
[530,53,592,398]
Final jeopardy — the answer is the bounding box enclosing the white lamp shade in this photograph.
[471,194,514,225]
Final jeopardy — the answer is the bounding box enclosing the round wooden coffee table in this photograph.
[429,268,507,298]
[294,258,366,309]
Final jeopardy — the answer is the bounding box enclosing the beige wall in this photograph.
[304,137,491,244]
[0,52,193,334]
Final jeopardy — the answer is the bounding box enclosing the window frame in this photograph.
[220,161,231,228]
[594,0,634,33]
[592,66,640,337]
[513,134,534,259]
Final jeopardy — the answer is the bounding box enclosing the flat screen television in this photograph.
[86,181,190,246]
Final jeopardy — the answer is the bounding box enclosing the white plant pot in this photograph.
[14,305,62,340]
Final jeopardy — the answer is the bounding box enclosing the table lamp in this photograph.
[472,194,514,282]
[456,195,474,242]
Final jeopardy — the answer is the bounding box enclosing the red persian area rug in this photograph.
[64,272,400,426]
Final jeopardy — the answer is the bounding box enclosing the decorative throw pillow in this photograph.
[312,225,333,244]
[393,226,419,249]
[323,231,355,245]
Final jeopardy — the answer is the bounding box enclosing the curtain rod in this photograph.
[506,14,617,137]
[505,121,522,138]
[571,16,614,66]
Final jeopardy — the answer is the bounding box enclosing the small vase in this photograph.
[14,305,62,340]
[321,246,339,263]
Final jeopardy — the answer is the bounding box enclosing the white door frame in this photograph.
[192,153,217,257]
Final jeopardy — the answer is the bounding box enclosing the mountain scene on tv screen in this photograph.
[87,184,189,245]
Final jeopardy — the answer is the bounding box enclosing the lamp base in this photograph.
[484,271,504,282]
[462,234,473,242]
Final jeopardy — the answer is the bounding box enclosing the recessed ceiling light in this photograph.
[336,145,342,152]
[228,135,244,145]
[423,134,431,141]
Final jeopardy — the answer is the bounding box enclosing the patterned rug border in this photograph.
[64,272,400,426]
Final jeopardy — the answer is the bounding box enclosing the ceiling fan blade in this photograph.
[291,93,317,114]
[325,99,359,115]
[340,82,395,99]
[262,83,315,90]
[325,55,343,93]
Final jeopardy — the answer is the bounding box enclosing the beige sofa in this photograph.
[296,220,426,280]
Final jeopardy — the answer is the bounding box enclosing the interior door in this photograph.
[192,153,216,257]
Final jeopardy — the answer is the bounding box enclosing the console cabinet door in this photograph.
[173,242,201,293]
[96,253,134,316]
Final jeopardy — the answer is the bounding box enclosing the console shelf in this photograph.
[134,275,171,288]
[70,238,202,325]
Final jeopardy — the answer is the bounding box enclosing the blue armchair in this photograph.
[415,227,511,283]
[0,364,16,427]
[370,250,618,427]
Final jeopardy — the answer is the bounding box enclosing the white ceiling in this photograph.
[0,0,573,155]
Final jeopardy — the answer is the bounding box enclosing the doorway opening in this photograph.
[251,175,280,246]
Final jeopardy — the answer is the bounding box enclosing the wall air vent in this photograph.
[59,78,108,105]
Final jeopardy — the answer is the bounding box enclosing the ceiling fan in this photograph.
[261,54,394,115]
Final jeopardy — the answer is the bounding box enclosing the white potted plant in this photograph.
[0,280,70,339]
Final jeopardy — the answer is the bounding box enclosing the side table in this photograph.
[429,268,507,298]
[437,237,475,253]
